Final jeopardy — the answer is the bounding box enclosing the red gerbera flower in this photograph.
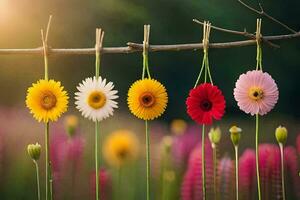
[186,83,225,125]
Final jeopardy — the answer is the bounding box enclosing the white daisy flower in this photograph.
[75,76,118,122]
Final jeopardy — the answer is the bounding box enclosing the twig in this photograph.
[193,19,280,48]
[45,15,53,43]
[238,0,297,33]
[193,19,254,38]
[0,32,299,56]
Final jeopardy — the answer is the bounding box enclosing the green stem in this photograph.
[255,114,261,200]
[202,125,206,200]
[145,54,151,79]
[256,44,260,71]
[204,52,208,83]
[142,52,146,79]
[50,170,53,200]
[95,121,100,200]
[213,146,217,200]
[45,122,50,200]
[142,52,151,79]
[145,120,150,200]
[34,161,41,200]
[194,57,206,88]
[118,167,122,200]
[235,145,239,200]
[43,47,49,81]
[256,43,263,71]
[205,56,214,85]
[96,52,100,79]
[260,47,263,71]
[279,143,286,200]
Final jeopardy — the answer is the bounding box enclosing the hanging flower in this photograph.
[127,78,168,120]
[103,130,140,167]
[234,70,279,116]
[75,76,118,122]
[26,79,69,122]
[186,83,226,125]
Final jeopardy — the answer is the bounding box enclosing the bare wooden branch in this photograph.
[45,15,53,42]
[0,32,299,56]
[238,0,297,33]
[193,19,280,48]
[193,19,254,38]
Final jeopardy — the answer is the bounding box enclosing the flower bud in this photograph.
[229,126,242,146]
[275,126,288,144]
[162,136,173,153]
[64,115,79,137]
[27,143,41,161]
[208,127,221,147]
[170,119,187,135]
[163,170,176,182]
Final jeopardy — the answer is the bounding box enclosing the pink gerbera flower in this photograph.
[234,70,279,115]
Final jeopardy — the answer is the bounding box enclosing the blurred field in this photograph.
[0,107,300,199]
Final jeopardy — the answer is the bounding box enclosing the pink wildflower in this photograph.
[90,168,112,200]
[181,140,213,200]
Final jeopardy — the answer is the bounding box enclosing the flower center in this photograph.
[88,91,106,109]
[40,91,57,110]
[116,148,128,160]
[200,99,212,111]
[248,87,264,101]
[139,92,156,108]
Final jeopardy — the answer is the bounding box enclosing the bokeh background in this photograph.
[0,0,300,199]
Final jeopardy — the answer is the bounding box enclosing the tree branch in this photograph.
[0,32,299,55]
[193,19,280,48]
[193,19,254,38]
[238,0,298,33]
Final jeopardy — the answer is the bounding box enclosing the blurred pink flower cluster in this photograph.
[181,141,300,200]
[50,128,85,199]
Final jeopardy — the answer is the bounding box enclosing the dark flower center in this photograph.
[139,92,156,108]
[41,91,57,110]
[117,148,128,160]
[248,87,264,101]
[200,99,212,111]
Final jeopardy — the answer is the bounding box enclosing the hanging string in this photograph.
[142,25,151,79]
[256,19,263,71]
[194,21,214,88]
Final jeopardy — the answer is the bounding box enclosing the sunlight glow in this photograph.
[0,0,12,22]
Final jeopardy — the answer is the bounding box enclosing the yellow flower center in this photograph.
[248,87,264,101]
[40,90,57,110]
[88,91,106,109]
[139,92,156,108]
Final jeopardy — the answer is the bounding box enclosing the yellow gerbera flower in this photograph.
[103,130,140,167]
[127,79,168,120]
[26,79,69,123]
